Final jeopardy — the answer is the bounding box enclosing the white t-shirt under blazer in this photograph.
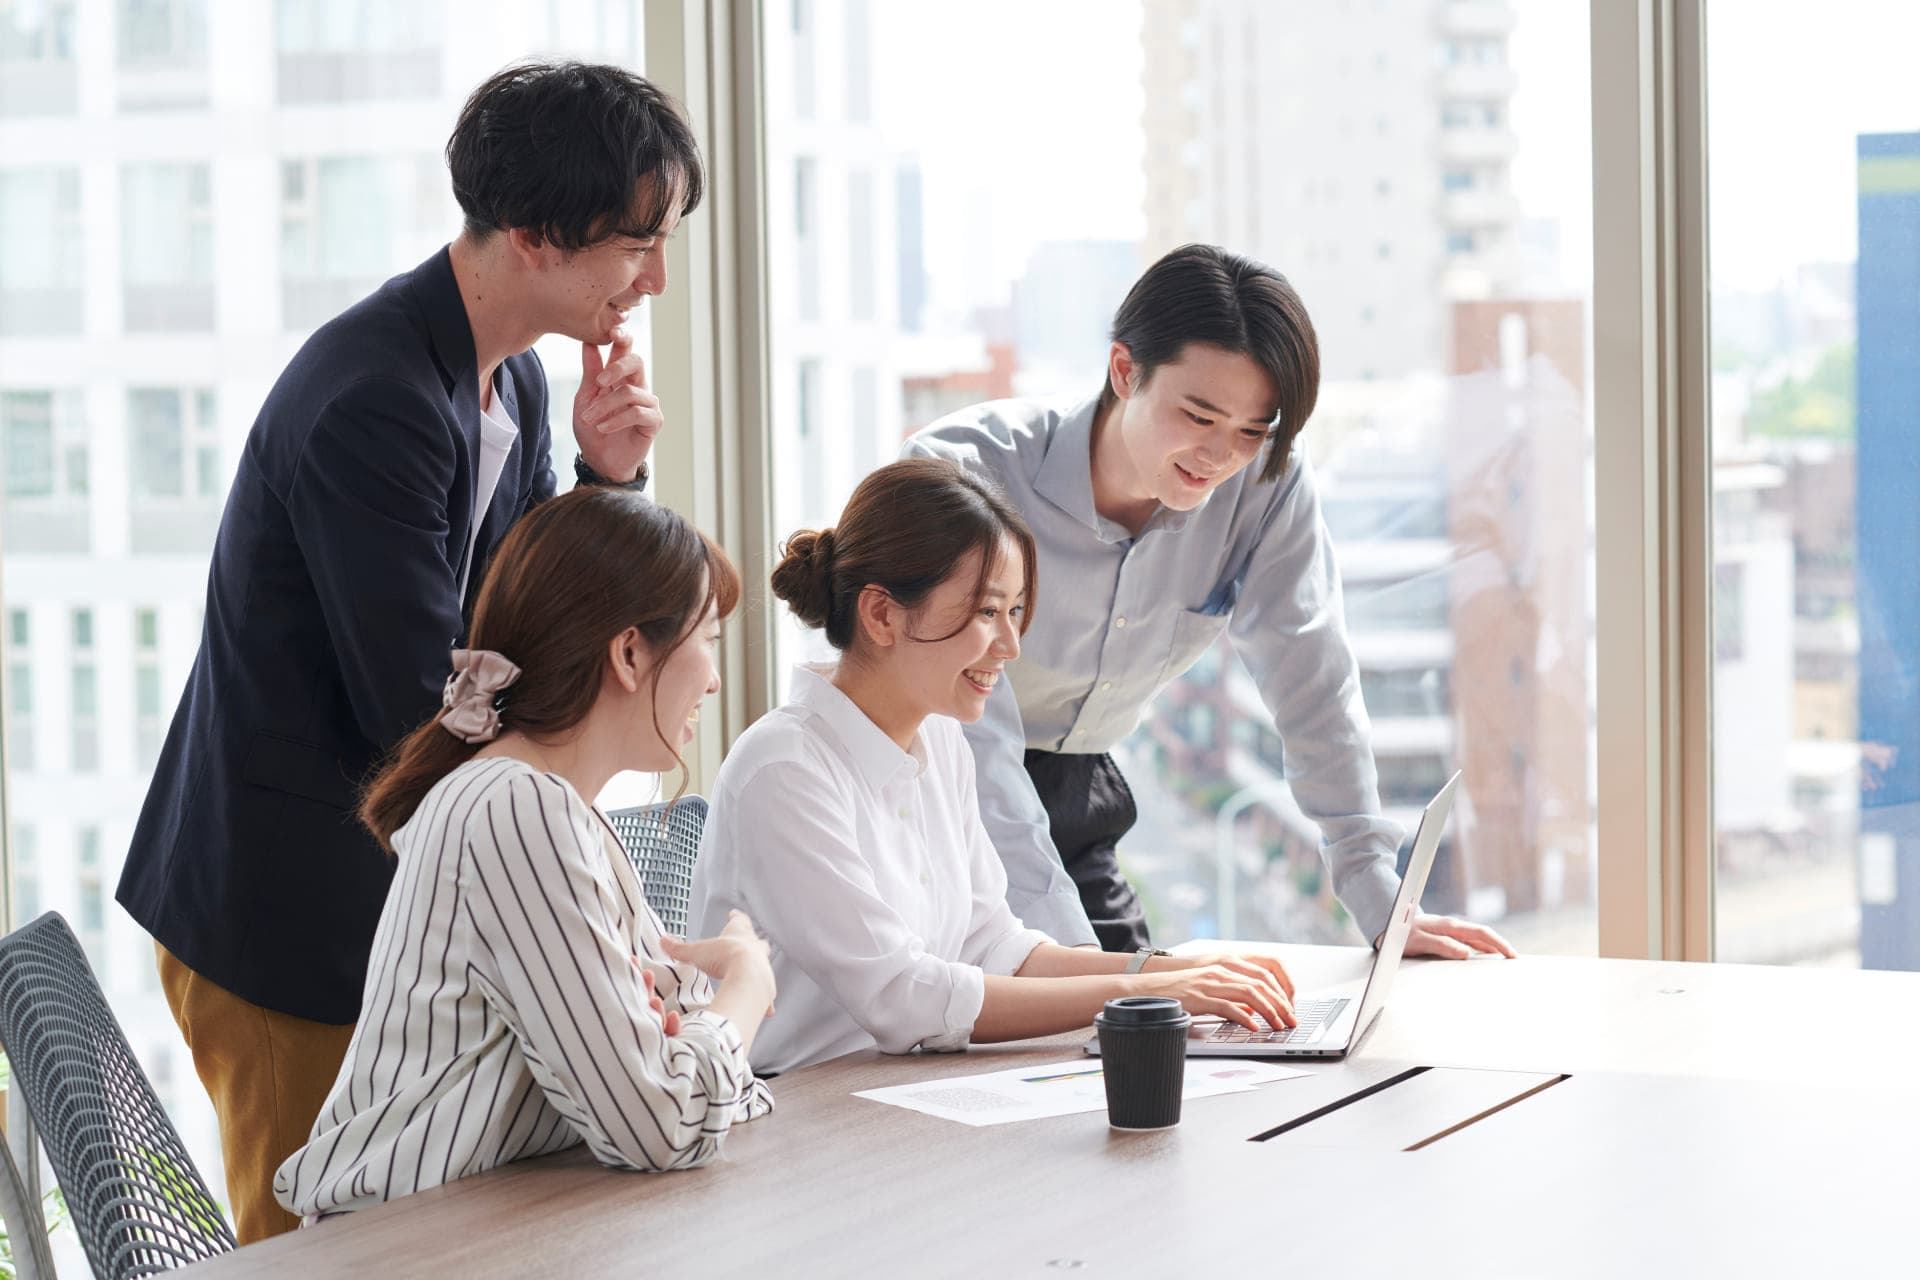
[276,757,773,1220]
[692,664,1052,1074]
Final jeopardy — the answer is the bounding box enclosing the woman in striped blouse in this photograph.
[276,487,776,1221]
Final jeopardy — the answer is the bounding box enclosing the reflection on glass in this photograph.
[766,0,1596,955]
[1707,0,1918,970]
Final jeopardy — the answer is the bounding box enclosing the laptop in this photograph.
[1086,770,1459,1061]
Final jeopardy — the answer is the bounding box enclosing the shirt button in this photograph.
[1076,728,1088,737]
[1114,616,1128,628]
[1101,681,1112,691]
[919,871,930,885]
[897,808,910,820]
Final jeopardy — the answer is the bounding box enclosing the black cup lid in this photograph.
[1096,995,1190,1027]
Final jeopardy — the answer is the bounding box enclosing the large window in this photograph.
[764,0,1597,953]
[0,12,650,1262]
[1707,1,1920,970]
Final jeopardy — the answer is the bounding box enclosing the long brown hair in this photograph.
[769,457,1037,651]
[361,486,739,852]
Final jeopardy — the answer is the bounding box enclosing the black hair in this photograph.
[446,60,704,251]
[1098,243,1321,482]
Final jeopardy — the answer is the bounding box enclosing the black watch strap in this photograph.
[574,453,649,491]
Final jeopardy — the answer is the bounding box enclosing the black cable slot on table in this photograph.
[1246,1065,1432,1142]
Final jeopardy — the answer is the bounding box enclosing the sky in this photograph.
[869,0,1920,307]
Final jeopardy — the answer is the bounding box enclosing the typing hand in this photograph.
[574,328,661,482]
[1140,960,1296,1032]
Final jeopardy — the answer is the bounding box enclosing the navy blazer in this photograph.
[117,248,557,1024]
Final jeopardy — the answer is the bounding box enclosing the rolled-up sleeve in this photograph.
[1228,459,1405,941]
[956,742,1053,974]
[727,760,990,1055]
[460,772,760,1171]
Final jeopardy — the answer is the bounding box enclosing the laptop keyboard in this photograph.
[1205,997,1349,1045]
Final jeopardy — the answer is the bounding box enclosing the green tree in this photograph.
[1744,342,1855,440]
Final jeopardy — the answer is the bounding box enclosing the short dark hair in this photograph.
[770,458,1038,653]
[446,60,704,252]
[1098,244,1320,483]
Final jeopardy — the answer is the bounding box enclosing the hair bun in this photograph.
[769,527,837,630]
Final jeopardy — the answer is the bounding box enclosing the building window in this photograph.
[129,388,220,499]
[1447,230,1477,255]
[6,608,32,773]
[844,0,871,122]
[0,0,78,117]
[274,0,440,103]
[116,0,210,109]
[1443,168,1476,192]
[2,390,87,500]
[848,169,874,322]
[135,607,164,767]
[11,824,38,923]
[77,823,105,975]
[122,163,215,329]
[279,154,443,329]
[71,607,97,772]
[795,157,820,323]
[0,168,83,335]
[1714,562,1745,662]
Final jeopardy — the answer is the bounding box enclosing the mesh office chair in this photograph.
[0,912,235,1280]
[604,796,709,938]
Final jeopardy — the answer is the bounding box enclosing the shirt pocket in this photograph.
[1157,606,1232,689]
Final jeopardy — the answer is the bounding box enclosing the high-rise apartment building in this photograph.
[0,0,644,1223]
[1140,0,1523,381]
[764,0,906,544]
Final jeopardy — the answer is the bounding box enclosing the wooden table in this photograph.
[178,946,1920,1278]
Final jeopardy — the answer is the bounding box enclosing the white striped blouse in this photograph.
[274,757,774,1219]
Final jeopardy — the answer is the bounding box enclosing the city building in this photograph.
[1140,0,1524,382]
[0,0,646,1218]
[1855,130,1920,970]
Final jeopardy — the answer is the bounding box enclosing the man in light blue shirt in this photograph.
[906,244,1513,963]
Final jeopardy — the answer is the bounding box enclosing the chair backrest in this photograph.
[0,913,234,1279]
[604,796,709,938]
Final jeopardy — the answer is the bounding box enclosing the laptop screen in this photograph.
[1342,770,1459,1047]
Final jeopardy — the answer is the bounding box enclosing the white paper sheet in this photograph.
[852,1057,1309,1127]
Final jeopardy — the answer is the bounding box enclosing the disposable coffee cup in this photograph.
[1093,996,1192,1129]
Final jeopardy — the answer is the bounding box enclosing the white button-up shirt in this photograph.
[905,395,1405,945]
[692,665,1051,1074]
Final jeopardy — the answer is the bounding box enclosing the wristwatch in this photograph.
[574,453,649,491]
[1125,946,1171,975]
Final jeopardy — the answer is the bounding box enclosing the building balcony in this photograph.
[0,60,78,117]
[1442,188,1520,228]
[124,283,215,332]
[1439,1,1518,38]
[0,287,82,337]
[1368,714,1455,755]
[1439,64,1519,100]
[1439,128,1520,165]
[1339,538,1453,580]
[2,499,90,555]
[1350,629,1455,669]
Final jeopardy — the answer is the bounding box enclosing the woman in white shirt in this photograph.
[277,487,777,1220]
[692,458,1299,1074]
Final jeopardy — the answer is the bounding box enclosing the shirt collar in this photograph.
[789,664,928,788]
[1031,394,1198,543]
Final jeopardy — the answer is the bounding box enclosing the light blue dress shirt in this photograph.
[904,394,1405,946]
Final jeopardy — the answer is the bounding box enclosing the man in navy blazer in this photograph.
[115,61,703,1243]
